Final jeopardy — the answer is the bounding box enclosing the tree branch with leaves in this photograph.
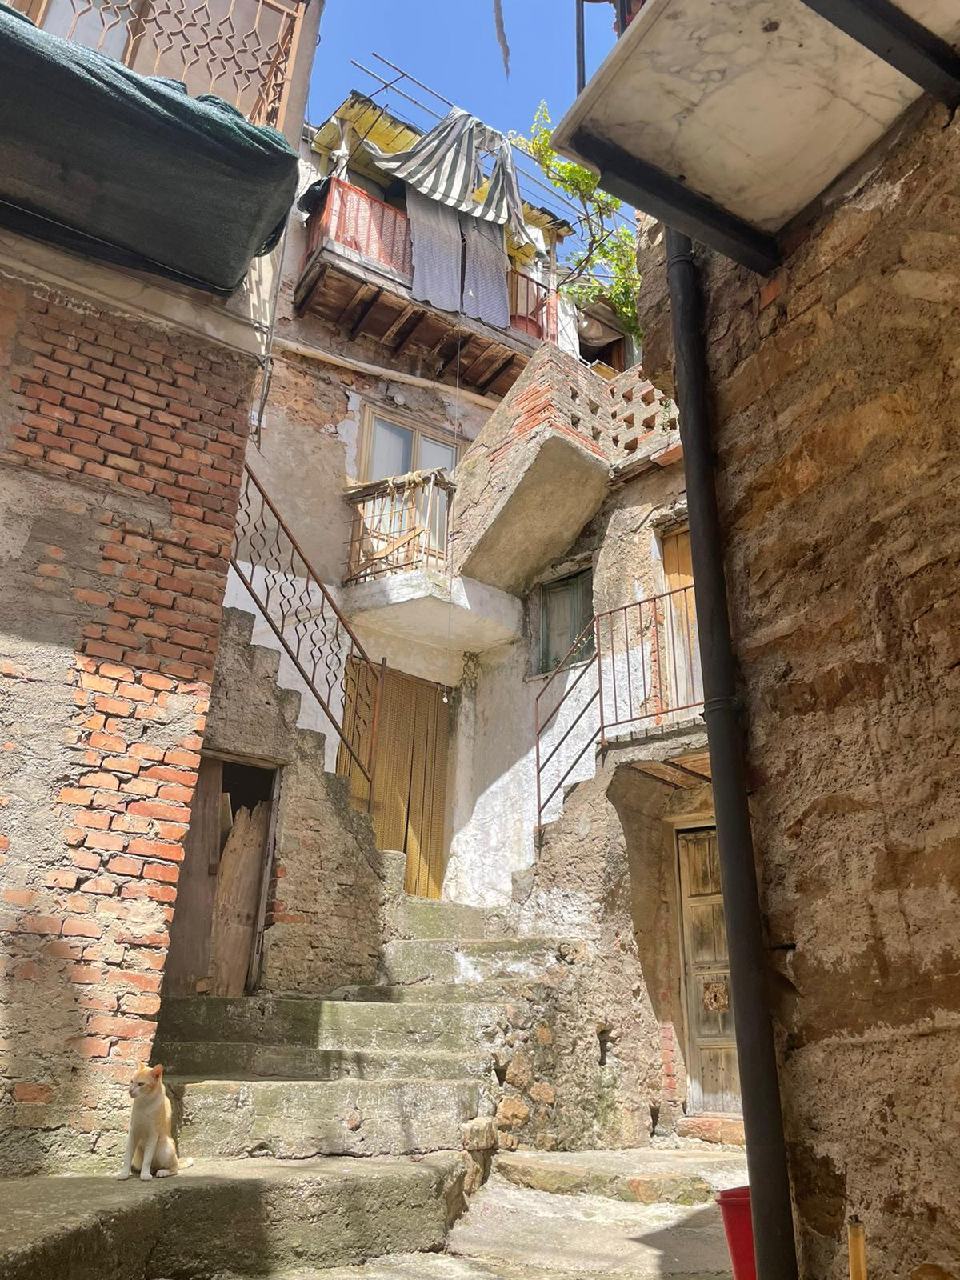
[510,103,641,339]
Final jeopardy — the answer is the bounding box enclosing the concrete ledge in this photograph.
[0,1154,465,1280]
[342,571,522,653]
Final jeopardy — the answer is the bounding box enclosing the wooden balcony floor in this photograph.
[294,246,541,398]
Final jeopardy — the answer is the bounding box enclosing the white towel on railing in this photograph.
[461,216,509,329]
[407,186,463,314]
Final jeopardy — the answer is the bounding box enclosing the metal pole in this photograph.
[665,228,799,1280]
[576,0,587,94]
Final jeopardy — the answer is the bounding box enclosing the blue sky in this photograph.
[308,0,616,143]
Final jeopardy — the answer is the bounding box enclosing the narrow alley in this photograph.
[1,2,959,1280]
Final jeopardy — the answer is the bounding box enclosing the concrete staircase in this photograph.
[151,897,556,1167]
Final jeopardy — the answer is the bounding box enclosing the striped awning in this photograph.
[362,108,534,248]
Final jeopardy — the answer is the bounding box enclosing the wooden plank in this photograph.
[246,768,281,993]
[349,287,384,338]
[163,757,222,998]
[209,802,270,998]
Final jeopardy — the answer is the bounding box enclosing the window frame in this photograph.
[538,567,595,675]
[357,403,462,484]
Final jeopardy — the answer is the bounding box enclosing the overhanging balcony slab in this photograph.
[457,432,610,595]
[340,570,522,653]
[554,0,960,262]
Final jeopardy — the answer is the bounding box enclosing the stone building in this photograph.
[556,4,960,1280]
[0,28,748,1280]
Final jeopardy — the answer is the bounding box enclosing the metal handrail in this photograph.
[534,583,704,832]
[231,462,383,797]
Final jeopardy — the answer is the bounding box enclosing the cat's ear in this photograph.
[151,1064,163,1080]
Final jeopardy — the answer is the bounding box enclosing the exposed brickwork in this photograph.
[0,273,255,1172]
[639,103,960,1278]
[202,608,389,995]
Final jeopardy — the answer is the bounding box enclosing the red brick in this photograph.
[80,877,116,896]
[86,1013,151,1039]
[2,887,37,908]
[106,856,142,877]
[20,915,61,935]
[121,881,177,903]
[67,1035,111,1057]
[45,870,79,890]
[13,1082,54,1104]
[63,917,102,938]
[143,861,179,884]
[126,838,184,863]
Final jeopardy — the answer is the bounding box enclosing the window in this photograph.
[363,413,458,483]
[539,569,595,674]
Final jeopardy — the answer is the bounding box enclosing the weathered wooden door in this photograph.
[340,666,449,898]
[662,528,702,710]
[163,757,223,997]
[677,827,741,1114]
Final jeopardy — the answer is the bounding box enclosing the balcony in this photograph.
[339,467,522,653]
[344,468,454,586]
[535,585,705,827]
[8,0,306,130]
[295,177,559,397]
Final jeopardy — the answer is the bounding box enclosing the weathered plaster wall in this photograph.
[203,608,392,994]
[445,459,690,906]
[0,270,253,1173]
[639,102,960,1280]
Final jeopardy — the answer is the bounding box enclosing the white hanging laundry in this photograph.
[406,186,463,314]
[462,216,509,329]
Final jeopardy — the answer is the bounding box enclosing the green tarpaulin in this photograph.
[0,2,299,293]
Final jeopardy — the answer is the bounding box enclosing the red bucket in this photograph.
[716,1186,756,1280]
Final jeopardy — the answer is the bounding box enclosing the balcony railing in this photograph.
[534,585,703,830]
[11,0,305,129]
[307,178,558,343]
[344,468,456,586]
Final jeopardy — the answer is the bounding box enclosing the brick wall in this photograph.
[0,273,255,1172]
[639,103,960,1278]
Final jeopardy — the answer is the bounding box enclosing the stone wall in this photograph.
[638,102,960,1279]
[493,755,713,1151]
[0,270,254,1172]
[203,607,394,994]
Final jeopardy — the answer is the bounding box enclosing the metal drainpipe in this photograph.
[665,229,799,1280]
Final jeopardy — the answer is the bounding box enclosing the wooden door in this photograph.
[340,666,449,899]
[662,529,701,710]
[677,827,741,1114]
[163,757,222,997]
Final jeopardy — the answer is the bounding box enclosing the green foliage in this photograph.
[511,103,642,339]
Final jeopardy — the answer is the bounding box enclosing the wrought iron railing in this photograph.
[232,463,384,802]
[534,584,703,830]
[344,468,455,586]
[12,0,305,129]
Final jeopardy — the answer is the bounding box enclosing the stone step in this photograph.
[156,994,508,1053]
[392,897,510,941]
[158,1040,491,1082]
[0,1154,465,1280]
[171,1076,487,1160]
[494,1149,747,1205]
[336,979,539,1005]
[379,938,560,987]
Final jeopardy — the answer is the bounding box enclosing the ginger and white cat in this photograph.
[117,1063,186,1181]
